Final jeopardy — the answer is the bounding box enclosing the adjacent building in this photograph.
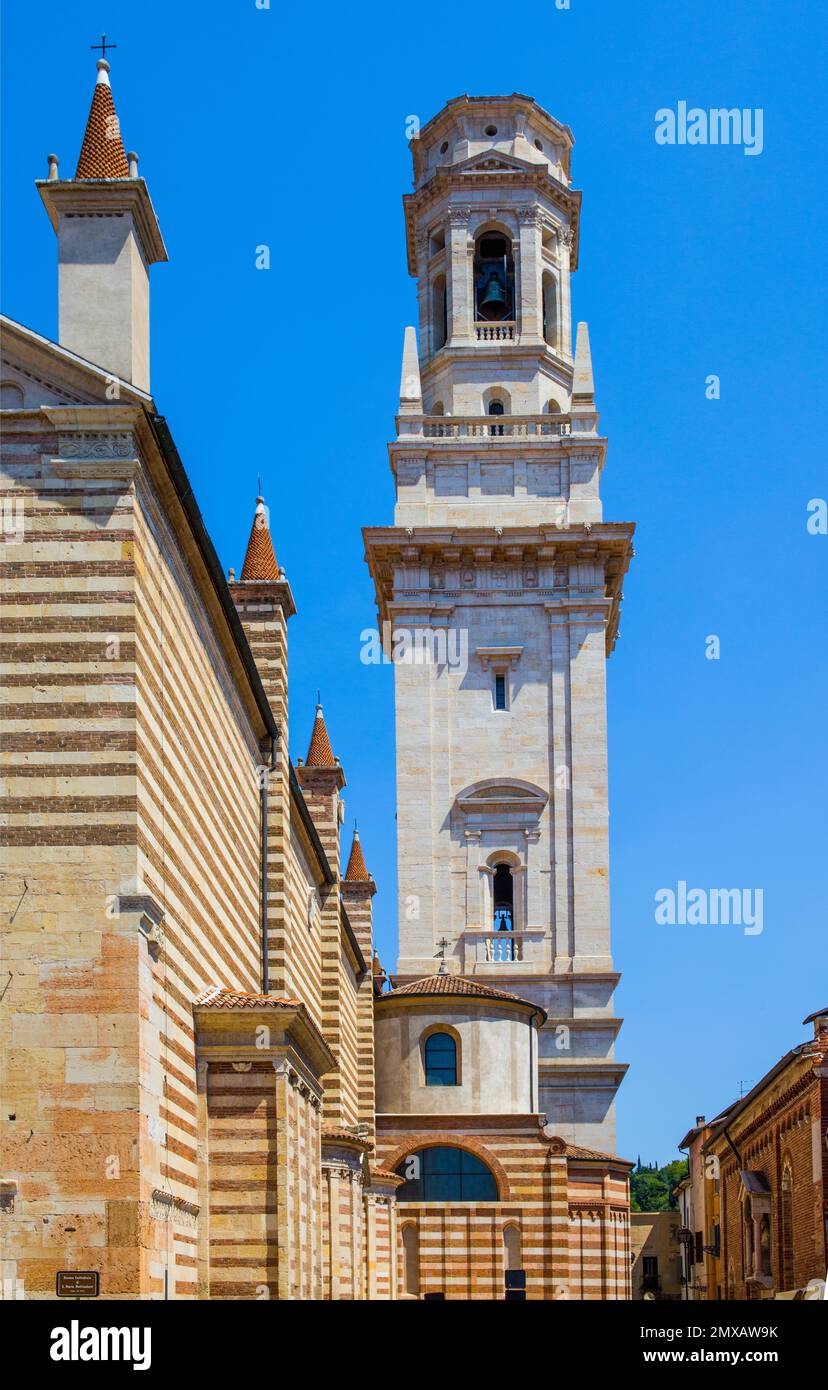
[676,1009,828,1300]
[630,1212,682,1300]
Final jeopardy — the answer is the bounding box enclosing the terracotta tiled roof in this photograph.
[387,974,533,1005]
[803,1006,828,1025]
[75,61,130,180]
[370,1165,405,1184]
[566,1143,632,1164]
[193,988,301,1010]
[322,1126,372,1149]
[239,496,280,581]
[305,702,336,767]
[344,828,371,882]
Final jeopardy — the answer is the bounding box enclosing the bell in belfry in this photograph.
[478,269,507,319]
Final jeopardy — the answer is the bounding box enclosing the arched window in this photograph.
[503,1224,522,1271]
[542,272,558,347]
[402,1224,420,1295]
[780,1164,794,1290]
[395,1146,498,1201]
[474,233,514,322]
[1,380,25,408]
[493,863,514,932]
[488,399,505,437]
[492,862,515,960]
[432,274,447,351]
[758,1214,771,1277]
[424,1030,457,1086]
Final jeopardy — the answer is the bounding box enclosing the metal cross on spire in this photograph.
[434,937,451,974]
[90,34,117,60]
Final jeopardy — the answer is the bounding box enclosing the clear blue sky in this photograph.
[2,0,826,1165]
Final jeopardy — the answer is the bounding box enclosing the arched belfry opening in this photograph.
[493,863,514,933]
[474,232,514,322]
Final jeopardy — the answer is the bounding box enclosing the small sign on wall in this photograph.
[56,1271,100,1298]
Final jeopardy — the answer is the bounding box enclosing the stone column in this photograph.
[464,830,481,929]
[517,207,542,341]
[389,1199,399,1301]
[558,227,574,359]
[351,1175,361,1298]
[548,606,573,966]
[365,1194,378,1299]
[273,1060,292,1301]
[447,206,472,344]
[195,1060,210,1299]
[568,599,613,971]
[524,828,542,931]
[326,1166,342,1299]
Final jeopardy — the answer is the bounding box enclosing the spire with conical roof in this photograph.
[240,496,280,581]
[344,827,371,882]
[305,701,336,768]
[75,60,130,180]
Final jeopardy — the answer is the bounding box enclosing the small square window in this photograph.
[494,674,507,710]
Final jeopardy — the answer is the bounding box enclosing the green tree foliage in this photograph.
[630,1157,689,1212]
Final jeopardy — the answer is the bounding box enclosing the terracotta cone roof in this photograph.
[305,703,336,767]
[344,828,371,882]
[239,497,280,581]
[75,61,130,179]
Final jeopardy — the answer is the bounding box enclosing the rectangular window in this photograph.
[494,673,507,710]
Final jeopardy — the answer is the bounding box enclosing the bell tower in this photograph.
[364,95,635,1151]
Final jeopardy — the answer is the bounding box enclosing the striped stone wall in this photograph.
[341,883,378,1141]
[320,1136,369,1299]
[567,1164,631,1299]
[376,1118,630,1299]
[0,412,267,1297]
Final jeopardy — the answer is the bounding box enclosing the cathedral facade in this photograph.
[0,65,632,1299]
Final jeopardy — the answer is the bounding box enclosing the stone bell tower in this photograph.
[364,94,634,1150]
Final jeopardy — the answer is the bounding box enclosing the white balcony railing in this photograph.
[462,931,525,963]
[422,414,572,440]
[474,321,516,342]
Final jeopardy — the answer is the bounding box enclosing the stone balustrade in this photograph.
[474,321,516,341]
[422,414,572,440]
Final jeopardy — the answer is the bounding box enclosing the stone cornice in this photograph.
[404,167,581,275]
[37,177,168,265]
[0,315,152,405]
[363,523,633,654]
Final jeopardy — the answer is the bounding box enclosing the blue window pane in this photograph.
[395,1147,499,1202]
[424,1032,457,1086]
